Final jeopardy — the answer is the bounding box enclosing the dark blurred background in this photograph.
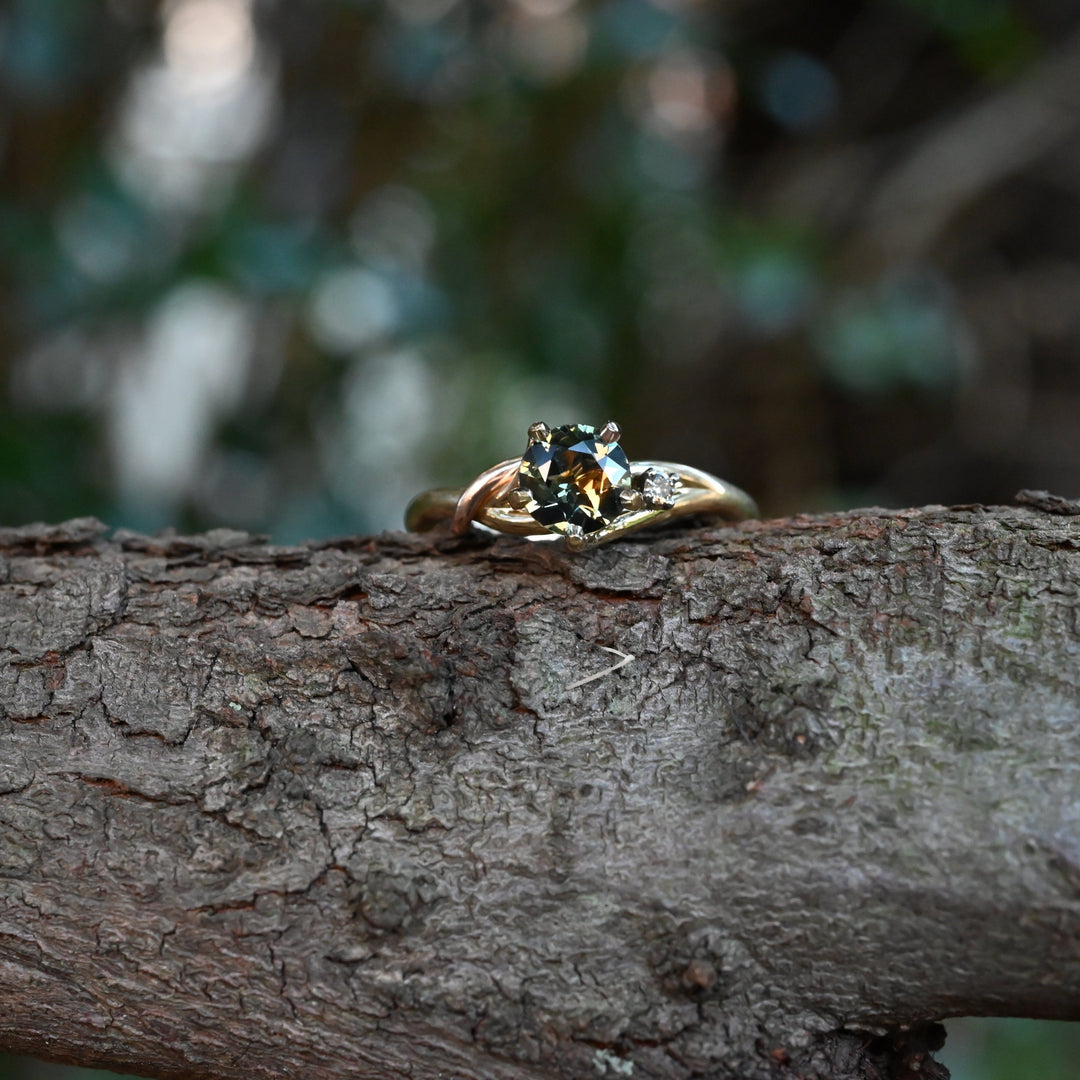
[3,0,1080,1075]
[7,0,1080,542]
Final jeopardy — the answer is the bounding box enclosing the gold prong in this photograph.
[527,421,550,445]
[506,487,531,510]
[619,489,644,512]
[598,420,621,443]
[564,524,587,551]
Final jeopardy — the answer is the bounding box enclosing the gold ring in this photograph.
[405,421,757,551]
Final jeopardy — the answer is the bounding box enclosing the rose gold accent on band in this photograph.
[404,461,757,542]
[448,458,520,535]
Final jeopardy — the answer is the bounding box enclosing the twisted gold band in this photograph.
[407,458,756,550]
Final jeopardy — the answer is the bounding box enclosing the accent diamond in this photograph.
[518,423,632,536]
[641,467,679,508]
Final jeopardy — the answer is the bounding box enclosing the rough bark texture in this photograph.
[1,502,1079,1080]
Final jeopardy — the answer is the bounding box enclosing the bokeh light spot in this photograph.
[307,266,399,353]
[760,50,838,133]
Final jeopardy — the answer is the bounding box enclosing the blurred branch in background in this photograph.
[4,0,1080,540]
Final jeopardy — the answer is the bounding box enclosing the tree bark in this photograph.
[1,500,1079,1080]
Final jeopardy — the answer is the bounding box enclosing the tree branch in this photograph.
[1,503,1078,1080]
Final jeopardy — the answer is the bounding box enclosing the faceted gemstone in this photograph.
[518,423,632,535]
[642,467,678,508]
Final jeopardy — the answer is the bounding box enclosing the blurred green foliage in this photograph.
[899,0,1040,75]
[8,0,1072,541]
[0,1059,143,1080]
[943,1019,1080,1080]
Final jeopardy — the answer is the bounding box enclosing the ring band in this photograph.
[405,421,757,551]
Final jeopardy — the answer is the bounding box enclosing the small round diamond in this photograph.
[518,423,632,536]
[642,467,679,508]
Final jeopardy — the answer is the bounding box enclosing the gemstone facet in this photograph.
[641,467,679,508]
[518,423,632,535]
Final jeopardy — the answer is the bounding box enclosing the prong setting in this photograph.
[641,467,679,509]
[506,487,532,510]
[527,421,551,445]
[598,420,621,443]
[564,523,587,551]
[619,489,645,512]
